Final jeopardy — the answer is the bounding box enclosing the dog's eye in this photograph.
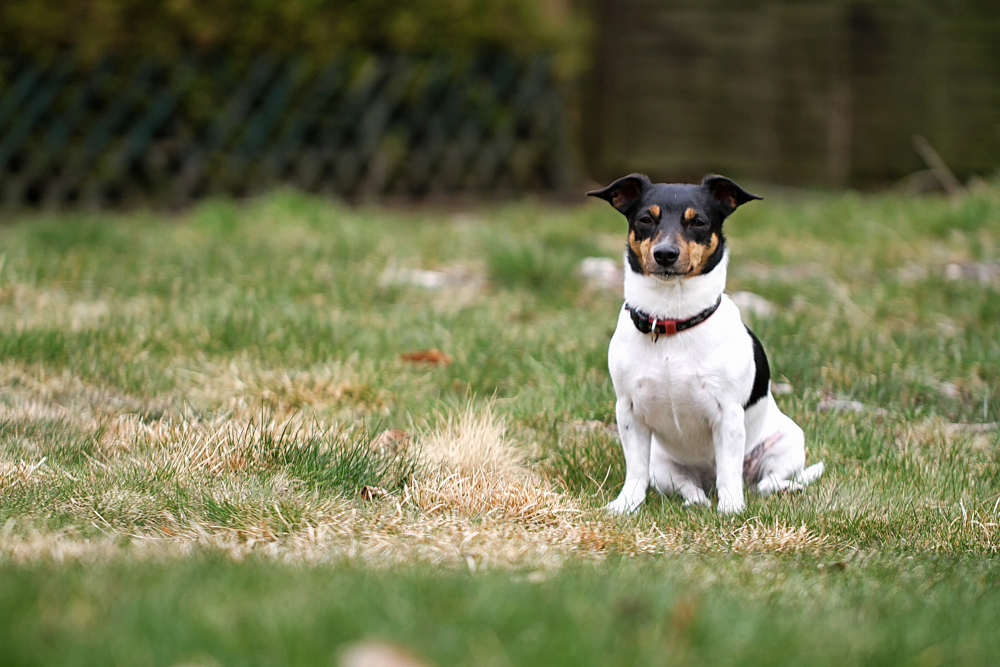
[636,216,654,227]
[688,218,707,228]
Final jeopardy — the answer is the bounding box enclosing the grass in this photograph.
[0,182,999,665]
[4,556,1000,666]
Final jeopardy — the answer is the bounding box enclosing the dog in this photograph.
[587,173,824,514]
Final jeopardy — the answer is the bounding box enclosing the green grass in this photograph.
[3,555,1000,667]
[1,182,999,665]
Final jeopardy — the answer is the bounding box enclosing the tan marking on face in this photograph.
[648,205,661,220]
[684,207,697,221]
[665,232,691,274]
[683,233,719,278]
[629,230,660,274]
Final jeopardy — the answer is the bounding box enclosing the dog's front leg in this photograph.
[606,397,652,515]
[713,403,747,514]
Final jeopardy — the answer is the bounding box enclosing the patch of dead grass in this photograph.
[0,385,843,567]
[0,283,140,331]
[0,456,52,491]
[173,359,388,416]
[419,402,527,477]
[896,417,999,461]
[0,362,168,425]
[106,410,338,477]
[409,470,572,524]
[941,497,1000,553]
[0,357,386,429]
[730,517,829,554]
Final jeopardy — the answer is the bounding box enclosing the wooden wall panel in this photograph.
[584,0,1000,187]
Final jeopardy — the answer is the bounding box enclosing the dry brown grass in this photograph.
[106,409,338,477]
[0,376,844,566]
[418,402,527,477]
[896,417,999,461]
[729,517,829,553]
[0,283,144,331]
[172,358,388,416]
[0,456,52,492]
[945,498,1000,553]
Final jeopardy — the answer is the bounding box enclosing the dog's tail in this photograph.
[795,461,825,486]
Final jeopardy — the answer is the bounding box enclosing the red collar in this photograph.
[625,296,722,340]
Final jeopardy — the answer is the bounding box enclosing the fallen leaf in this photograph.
[668,593,699,637]
[401,349,452,365]
[819,561,849,572]
[359,486,388,500]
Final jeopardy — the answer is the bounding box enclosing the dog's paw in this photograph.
[717,495,746,515]
[605,479,648,515]
[605,496,643,516]
[798,461,825,485]
[757,478,805,496]
[681,492,710,508]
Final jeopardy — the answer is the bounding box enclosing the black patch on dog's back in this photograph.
[744,326,770,409]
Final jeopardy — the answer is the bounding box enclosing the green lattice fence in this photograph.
[0,53,571,209]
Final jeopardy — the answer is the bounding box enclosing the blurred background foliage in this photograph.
[1,0,1000,204]
[0,0,588,75]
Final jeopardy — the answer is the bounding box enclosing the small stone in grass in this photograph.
[339,640,432,667]
[579,257,622,290]
[771,382,793,395]
[817,397,889,416]
[730,291,777,318]
[372,429,409,455]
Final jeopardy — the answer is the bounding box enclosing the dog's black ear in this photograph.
[702,175,762,213]
[586,174,650,214]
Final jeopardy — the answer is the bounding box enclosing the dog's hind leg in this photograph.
[649,442,709,506]
[758,461,827,494]
[758,476,804,495]
[747,421,823,496]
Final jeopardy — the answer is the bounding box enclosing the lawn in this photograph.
[1,182,999,665]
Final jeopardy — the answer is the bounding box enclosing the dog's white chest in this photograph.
[609,324,724,464]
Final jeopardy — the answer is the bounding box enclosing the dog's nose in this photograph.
[653,245,680,266]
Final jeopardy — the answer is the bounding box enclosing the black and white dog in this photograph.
[588,173,824,514]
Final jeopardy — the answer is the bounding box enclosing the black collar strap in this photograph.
[625,295,722,338]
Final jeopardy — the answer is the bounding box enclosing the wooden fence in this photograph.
[0,53,571,209]
[584,0,1000,187]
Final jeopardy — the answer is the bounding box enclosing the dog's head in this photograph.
[587,174,761,279]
